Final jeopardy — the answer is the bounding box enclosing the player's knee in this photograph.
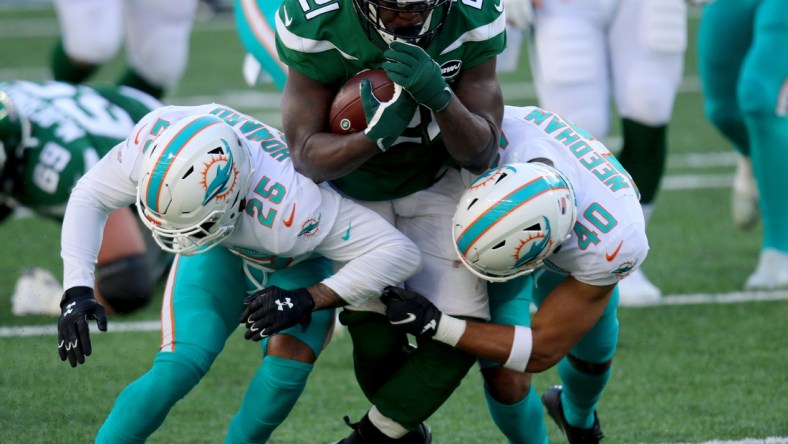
[64,34,121,64]
[482,366,532,404]
[737,73,780,117]
[623,81,676,126]
[704,100,740,135]
[265,334,318,364]
[96,254,154,314]
[567,354,612,376]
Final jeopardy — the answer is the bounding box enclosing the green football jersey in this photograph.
[0,81,159,219]
[276,0,506,201]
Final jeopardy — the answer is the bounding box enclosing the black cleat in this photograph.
[541,385,604,444]
[330,414,431,444]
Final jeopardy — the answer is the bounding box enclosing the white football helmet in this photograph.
[453,162,577,282]
[136,114,253,255]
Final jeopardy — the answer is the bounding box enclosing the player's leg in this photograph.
[234,0,289,90]
[530,0,612,139]
[96,248,247,443]
[738,0,788,289]
[697,0,758,230]
[94,207,153,314]
[533,272,618,439]
[121,0,199,98]
[482,276,548,444]
[224,257,336,443]
[336,170,481,441]
[609,0,686,304]
[51,0,123,82]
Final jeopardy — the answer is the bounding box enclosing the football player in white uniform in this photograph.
[57,105,422,442]
[523,0,686,305]
[383,105,650,443]
[51,0,199,99]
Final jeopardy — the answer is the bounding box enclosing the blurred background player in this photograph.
[384,105,649,444]
[234,0,288,90]
[50,0,199,99]
[56,106,421,443]
[0,80,165,316]
[275,0,506,440]
[697,0,788,290]
[525,0,687,305]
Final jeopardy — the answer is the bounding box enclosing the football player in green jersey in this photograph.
[276,0,506,441]
[0,80,167,315]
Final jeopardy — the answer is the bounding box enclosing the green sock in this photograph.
[51,39,98,83]
[618,119,668,205]
[118,68,165,99]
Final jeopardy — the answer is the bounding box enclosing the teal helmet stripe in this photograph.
[457,178,566,256]
[146,116,222,213]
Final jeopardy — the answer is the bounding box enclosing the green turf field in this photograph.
[1,4,787,444]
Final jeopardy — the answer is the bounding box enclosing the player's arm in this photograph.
[281,69,381,183]
[58,143,138,367]
[383,41,503,174]
[241,198,423,341]
[382,277,615,373]
[435,57,503,173]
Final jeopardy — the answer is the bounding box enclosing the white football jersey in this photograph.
[112,104,339,268]
[495,105,649,286]
[62,104,420,304]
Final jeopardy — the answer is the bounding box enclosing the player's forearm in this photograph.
[439,317,556,373]
[307,283,346,310]
[61,191,112,290]
[435,98,500,174]
[320,240,422,307]
[291,132,379,183]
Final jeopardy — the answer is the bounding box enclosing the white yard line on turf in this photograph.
[3,290,788,338]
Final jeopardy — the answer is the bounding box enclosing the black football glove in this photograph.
[240,286,315,341]
[57,286,108,367]
[381,286,443,338]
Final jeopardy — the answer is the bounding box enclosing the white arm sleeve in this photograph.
[315,196,422,306]
[61,144,140,289]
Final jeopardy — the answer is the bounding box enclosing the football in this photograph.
[329,69,395,135]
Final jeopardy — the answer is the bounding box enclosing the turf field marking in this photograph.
[3,290,788,338]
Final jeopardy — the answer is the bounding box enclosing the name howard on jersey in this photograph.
[209,106,290,162]
[523,108,633,193]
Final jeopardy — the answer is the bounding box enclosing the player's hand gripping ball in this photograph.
[329,69,395,135]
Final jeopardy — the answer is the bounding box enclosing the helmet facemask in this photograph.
[353,0,452,48]
[136,114,253,256]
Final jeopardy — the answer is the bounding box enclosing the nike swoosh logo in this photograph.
[606,240,624,262]
[390,313,417,325]
[283,203,296,227]
[134,124,147,144]
[494,0,503,13]
[341,222,351,241]
[283,6,293,26]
